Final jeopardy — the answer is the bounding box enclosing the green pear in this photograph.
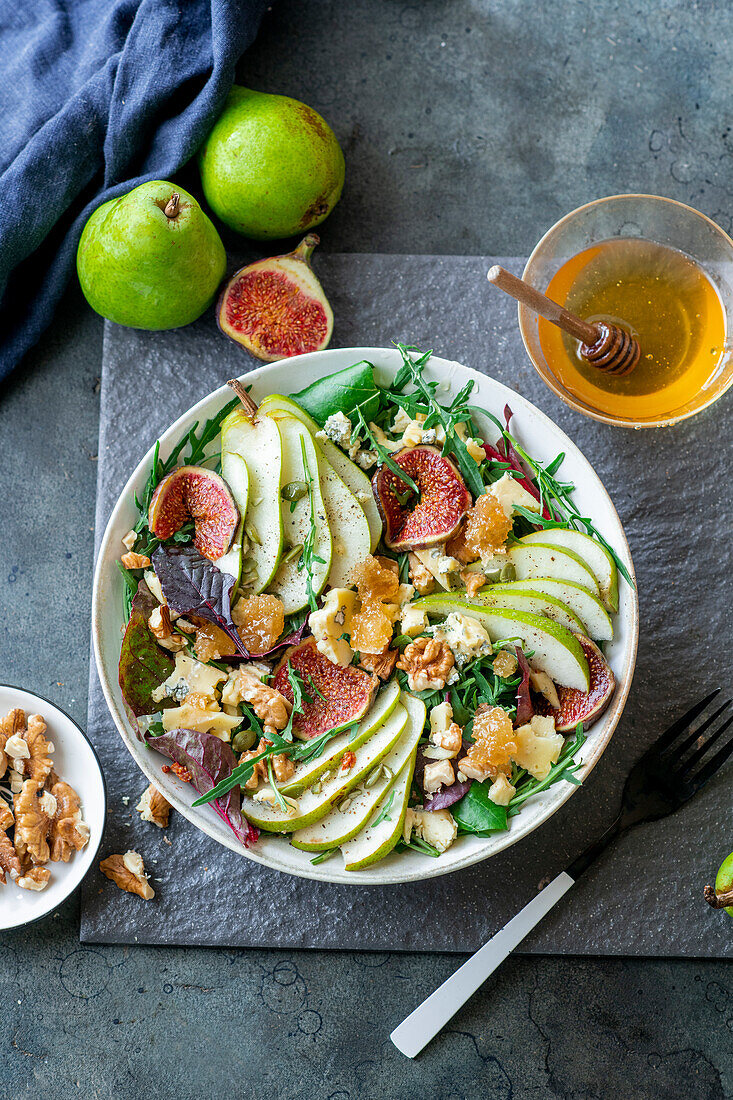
[77,181,226,329]
[198,87,345,239]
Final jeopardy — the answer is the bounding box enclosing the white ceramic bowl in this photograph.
[93,348,638,885]
[0,685,106,929]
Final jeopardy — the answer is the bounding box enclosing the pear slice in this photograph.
[291,691,425,851]
[413,595,590,691]
[268,413,332,613]
[214,452,248,585]
[279,680,401,795]
[220,408,283,593]
[492,579,613,642]
[520,530,619,612]
[259,393,382,550]
[314,454,371,588]
[241,703,409,832]
[508,543,599,596]
[339,694,425,870]
[469,586,585,634]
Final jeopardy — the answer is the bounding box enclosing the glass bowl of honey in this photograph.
[519,194,733,426]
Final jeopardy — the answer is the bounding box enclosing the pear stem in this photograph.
[227,379,259,422]
[293,233,320,265]
[164,193,180,219]
[704,884,733,909]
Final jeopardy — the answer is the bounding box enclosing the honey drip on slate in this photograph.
[538,237,726,420]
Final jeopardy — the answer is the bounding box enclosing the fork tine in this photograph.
[652,689,721,754]
[669,700,732,763]
[675,703,733,775]
[683,719,733,794]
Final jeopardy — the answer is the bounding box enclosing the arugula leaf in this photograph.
[151,544,247,656]
[371,791,395,828]
[353,405,419,495]
[297,436,326,611]
[292,360,380,425]
[452,782,508,835]
[118,582,175,717]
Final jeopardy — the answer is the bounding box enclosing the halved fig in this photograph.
[534,635,615,732]
[148,465,238,561]
[273,637,379,740]
[373,445,471,551]
[217,233,333,362]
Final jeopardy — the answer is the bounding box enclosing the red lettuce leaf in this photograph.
[424,778,473,811]
[145,727,258,847]
[152,544,248,657]
[515,645,535,726]
[413,745,474,811]
[118,581,175,717]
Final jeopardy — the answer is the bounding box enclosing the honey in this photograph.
[538,237,726,420]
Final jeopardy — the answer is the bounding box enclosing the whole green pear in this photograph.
[77,181,226,329]
[198,87,345,240]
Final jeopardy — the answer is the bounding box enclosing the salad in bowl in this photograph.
[103,345,635,879]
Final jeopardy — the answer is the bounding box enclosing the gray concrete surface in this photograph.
[1,1,732,1096]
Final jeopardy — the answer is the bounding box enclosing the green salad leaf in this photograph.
[292,360,380,425]
[452,782,509,836]
[118,582,175,717]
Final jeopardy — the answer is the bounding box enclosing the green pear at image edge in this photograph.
[199,87,345,239]
[77,182,226,330]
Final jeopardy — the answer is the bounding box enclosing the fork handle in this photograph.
[389,872,575,1059]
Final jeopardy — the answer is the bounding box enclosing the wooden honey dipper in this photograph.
[487,265,641,376]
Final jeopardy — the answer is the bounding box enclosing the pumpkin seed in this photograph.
[364,764,385,789]
[282,480,308,502]
[380,766,393,781]
[499,561,516,583]
[232,729,256,753]
[245,521,261,545]
[281,542,303,564]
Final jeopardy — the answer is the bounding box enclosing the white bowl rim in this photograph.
[92,346,639,886]
[0,683,107,929]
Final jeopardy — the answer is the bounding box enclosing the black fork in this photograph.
[568,689,733,879]
[392,690,733,1058]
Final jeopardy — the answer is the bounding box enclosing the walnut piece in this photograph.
[222,670,291,736]
[100,851,155,900]
[148,605,186,652]
[359,647,398,681]
[136,784,172,828]
[14,779,51,864]
[121,551,151,570]
[48,779,90,862]
[408,553,436,595]
[20,714,53,784]
[460,569,486,599]
[397,637,455,692]
[0,796,13,832]
[238,737,293,790]
[17,865,51,892]
[0,707,26,779]
[0,829,22,884]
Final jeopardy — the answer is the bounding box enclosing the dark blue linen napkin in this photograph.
[0,0,269,380]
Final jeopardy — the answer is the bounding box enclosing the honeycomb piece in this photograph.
[464,492,513,559]
[465,706,517,775]
[349,598,394,655]
[354,555,400,602]
[232,594,285,654]
[193,620,238,662]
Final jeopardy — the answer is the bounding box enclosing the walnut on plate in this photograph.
[222,669,291,736]
[0,828,22,884]
[397,636,455,692]
[0,708,25,779]
[99,851,155,900]
[17,865,51,892]
[136,784,172,828]
[48,779,90,862]
[358,647,398,681]
[19,714,54,785]
[14,779,51,864]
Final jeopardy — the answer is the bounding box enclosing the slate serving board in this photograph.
[80,254,732,957]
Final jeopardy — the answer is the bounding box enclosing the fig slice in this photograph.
[372,445,472,551]
[217,233,333,362]
[535,635,615,732]
[272,637,379,741]
[148,465,238,561]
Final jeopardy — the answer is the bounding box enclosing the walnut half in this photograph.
[397,637,455,692]
[136,784,172,828]
[48,780,90,862]
[100,851,155,900]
